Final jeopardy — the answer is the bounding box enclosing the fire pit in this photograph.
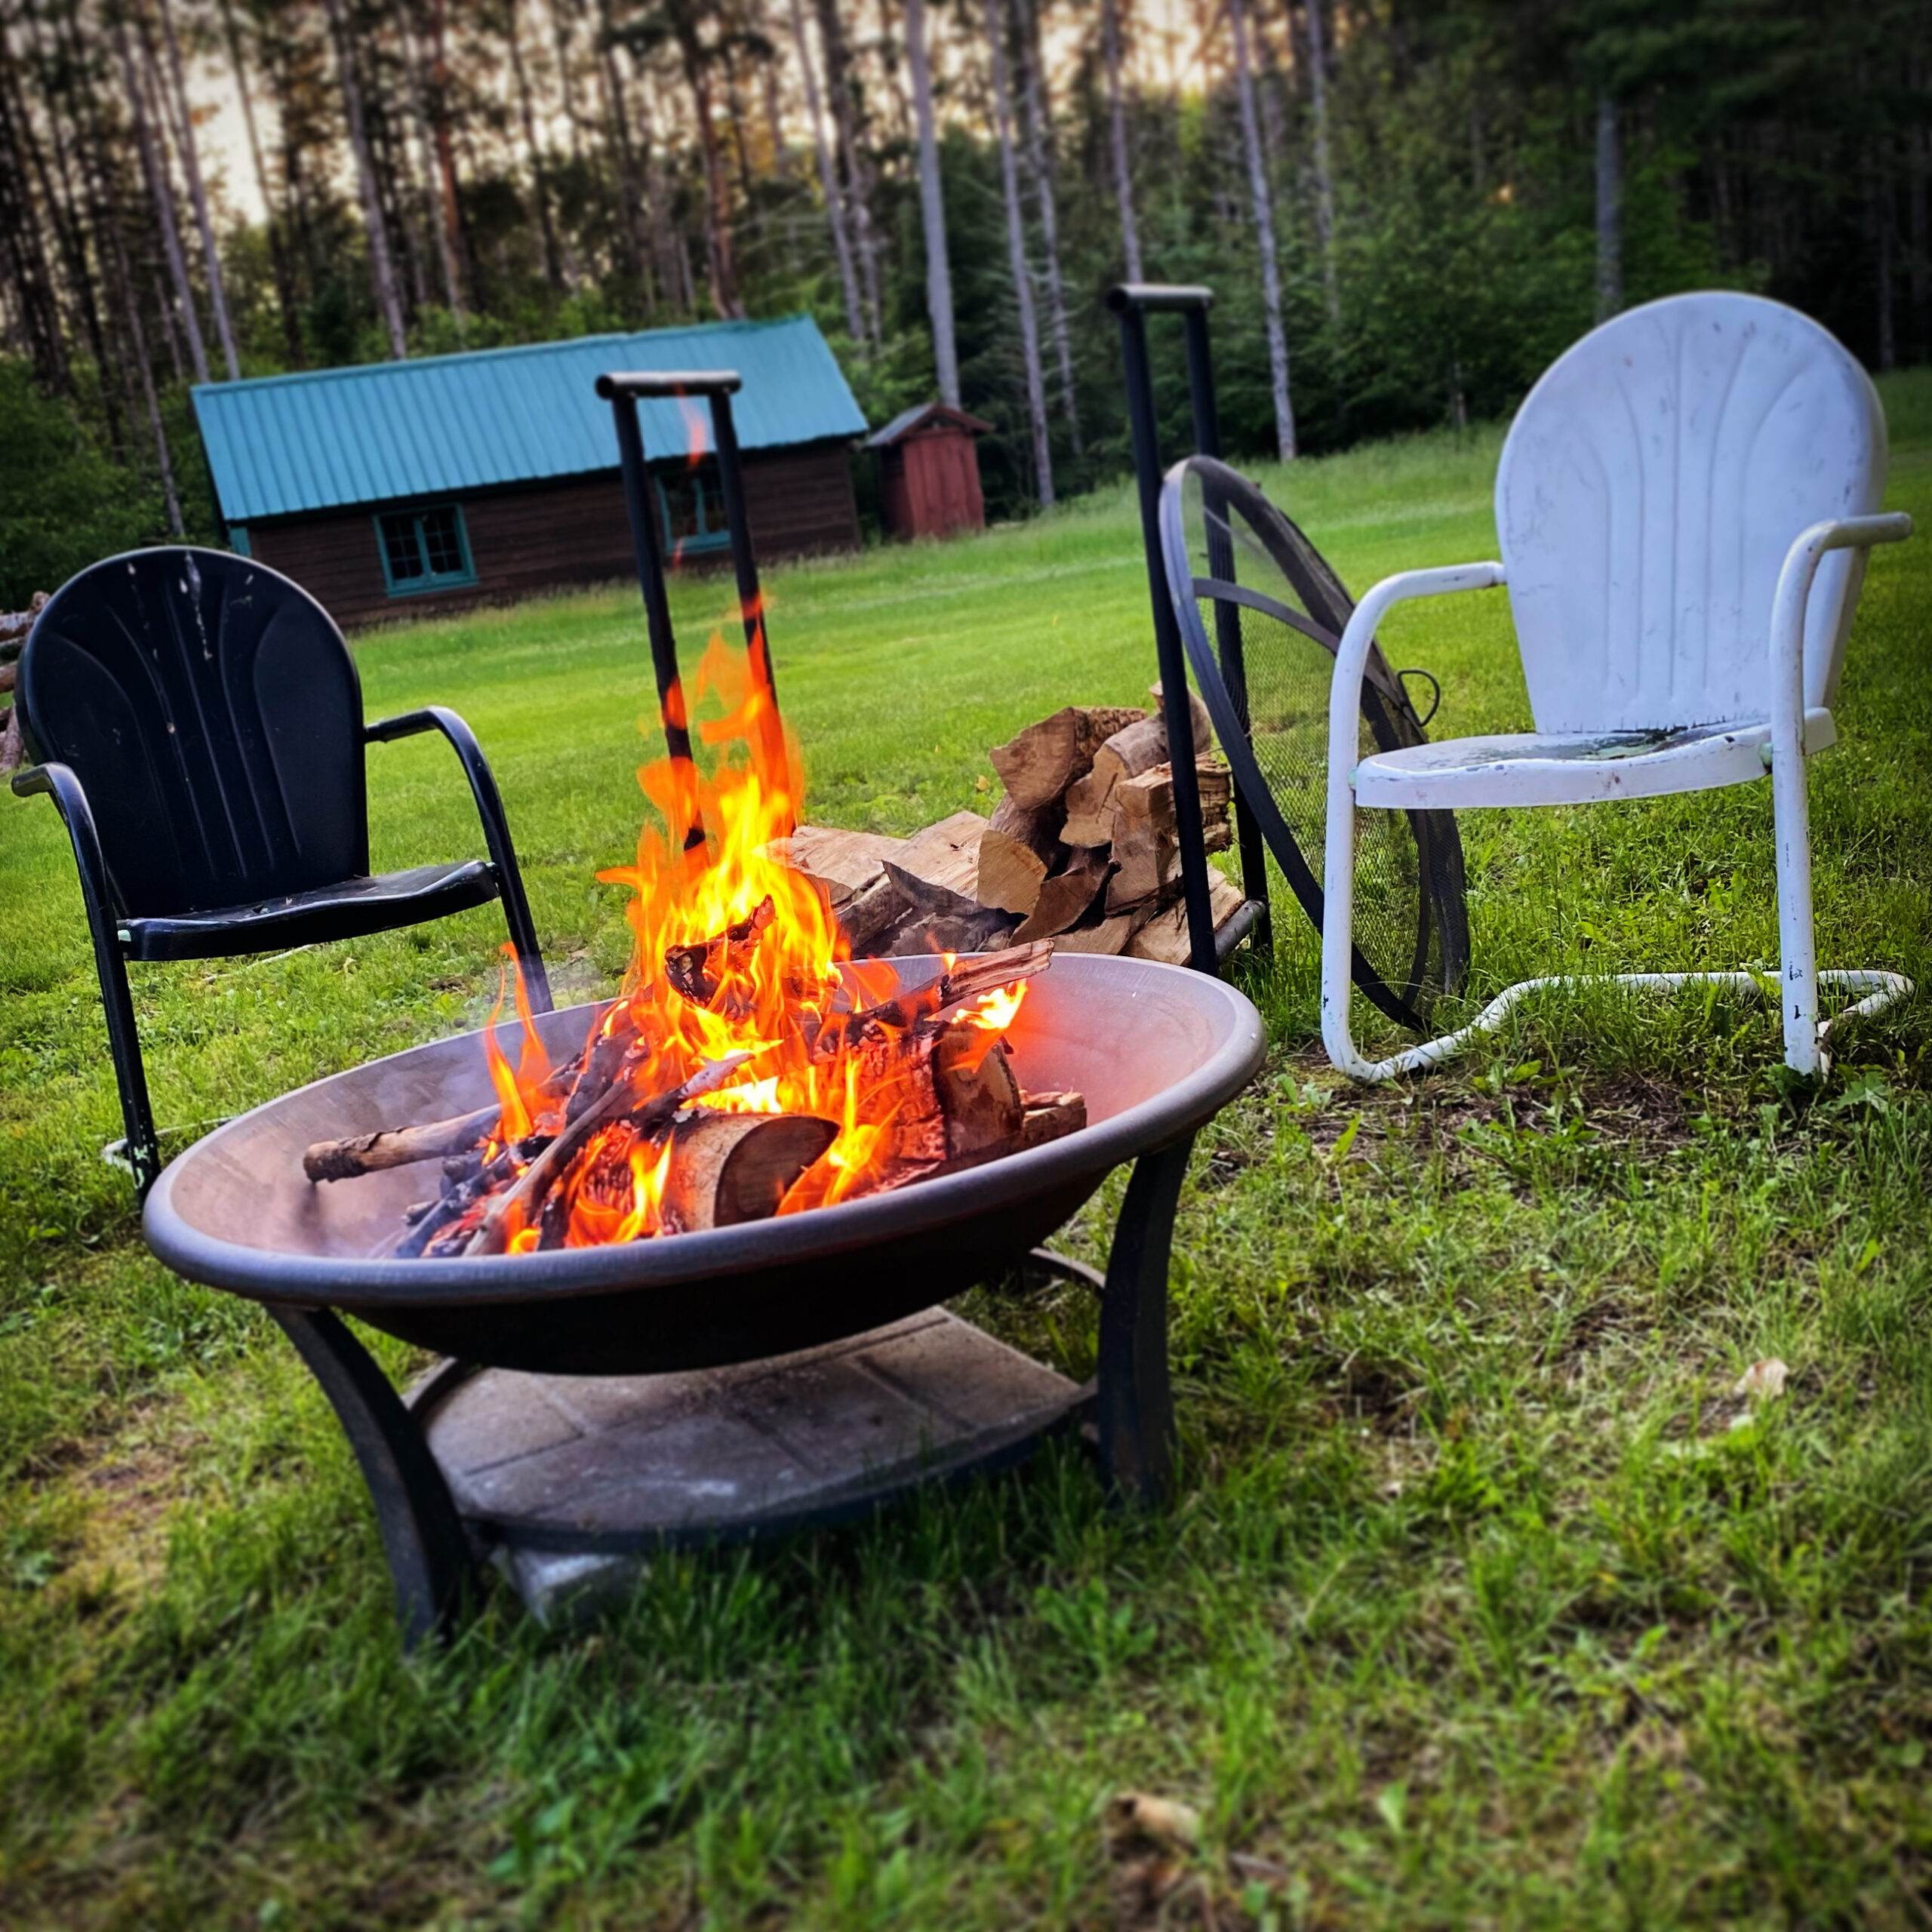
[144,952,1263,1641]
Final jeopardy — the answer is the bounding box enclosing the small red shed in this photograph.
[869,402,995,540]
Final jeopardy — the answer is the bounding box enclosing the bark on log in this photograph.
[1012,852,1109,941]
[989,792,1066,865]
[988,704,1145,808]
[304,1103,500,1183]
[932,1025,1024,1156]
[837,872,912,954]
[661,1111,839,1230]
[666,896,774,1007]
[1149,680,1215,755]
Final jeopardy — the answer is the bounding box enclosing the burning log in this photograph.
[666,895,774,1007]
[303,1103,503,1183]
[660,1112,840,1230]
[466,1050,753,1256]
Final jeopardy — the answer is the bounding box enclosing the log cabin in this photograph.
[192,315,868,627]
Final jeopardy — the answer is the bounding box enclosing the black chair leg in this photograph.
[1096,1132,1195,1505]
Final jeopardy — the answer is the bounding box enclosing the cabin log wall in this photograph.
[245,443,860,628]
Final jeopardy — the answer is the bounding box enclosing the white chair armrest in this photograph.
[1770,513,1912,754]
[1321,561,1504,1076]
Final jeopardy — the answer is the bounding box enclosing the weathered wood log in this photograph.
[974,827,1049,917]
[0,660,16,695]
[304,1103,502,1183]
[1051,912,1134,955]
[988,705,1146,808]
[893,810,990,901]
[932,1025,1025,1157]
[0,705,20,777]
[764,824,910,908]
[888,909,1017,955]
[837,872,912,955]
[661,1112,840,1231]
[1012,852,1109,942]
[466,1050,753,1256]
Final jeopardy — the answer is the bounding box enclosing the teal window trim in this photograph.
[654,466,730,557]
[375,503,478,596]
[229,524,251,558]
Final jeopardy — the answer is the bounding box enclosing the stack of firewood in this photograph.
[771,687,1244,964]
[0,595,43,777]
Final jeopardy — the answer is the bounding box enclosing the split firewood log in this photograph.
[893,810,990,902]
[764,825,910,909]
[0,706,20,777]
[1149,680,1215,756]
[974,829,1048,918]
[1051,912,1134,955]
[988,705,1146,809]
[1125,872,1245,964]
[1011,851,1110,943]
[0,660,16,694]
[1063,694,1217,844]
[1017,1090,1088,1147]
[660,1112,840,1230]
[1103,763,1235,915]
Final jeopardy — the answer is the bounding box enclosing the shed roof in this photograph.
[866,401,995,447]
[195,315,867,525]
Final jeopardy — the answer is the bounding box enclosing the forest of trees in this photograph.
[1,0,1928,605]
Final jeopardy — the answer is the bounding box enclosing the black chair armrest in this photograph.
[11,761,122,939]
[365,707,551,1012]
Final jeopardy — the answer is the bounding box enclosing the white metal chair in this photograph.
[1321,291,1914,1081]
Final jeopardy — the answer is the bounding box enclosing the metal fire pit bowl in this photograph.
[144,953,1265,1641]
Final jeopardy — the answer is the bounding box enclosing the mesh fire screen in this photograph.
[1158,455,1468,1030]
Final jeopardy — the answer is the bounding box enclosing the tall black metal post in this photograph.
[1180,311,1272,955]
[1108,285,1219,974]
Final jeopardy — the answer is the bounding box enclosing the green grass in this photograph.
[4,378,1932,1927]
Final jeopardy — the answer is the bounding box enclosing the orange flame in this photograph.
[480,600,1027,1250]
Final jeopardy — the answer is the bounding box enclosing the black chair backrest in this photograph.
[18,548,371,918]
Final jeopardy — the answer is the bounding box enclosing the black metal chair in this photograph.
[11,546,550,1199]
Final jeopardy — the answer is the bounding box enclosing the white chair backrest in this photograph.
[1496,292,1887,734]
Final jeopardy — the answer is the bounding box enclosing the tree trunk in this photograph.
[1304,0,1340,328]
[673,21,743,318]
[1014,0,1079,454]
[428,0,475,306]
[505,0,565,294]
[1100,0,1142,282]
[760,46,792,183]
[793,0,863,342]
[216,0,305,366]
[622,46,685,313]
[324,0,409,358]
[1230,0,1294,460]
[814,0,881,347]
[904,0,958,402]
[984,0,1053,506]
[155,0,241,377]
[113,13,208,385]
[393,0,466,325]
[0,42,69,395]
[1595,88,1622,321]
[595,2,654,303]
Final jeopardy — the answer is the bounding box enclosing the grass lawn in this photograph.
[4,377,1932,1929]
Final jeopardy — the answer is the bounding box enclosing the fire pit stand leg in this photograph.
[1096,1133,1195,1506]
[270,1307,473,1650]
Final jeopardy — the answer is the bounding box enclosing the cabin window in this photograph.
[375,503,477,595]
[654,462,731,558]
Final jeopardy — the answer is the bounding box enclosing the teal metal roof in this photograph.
[193,315,867,525]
